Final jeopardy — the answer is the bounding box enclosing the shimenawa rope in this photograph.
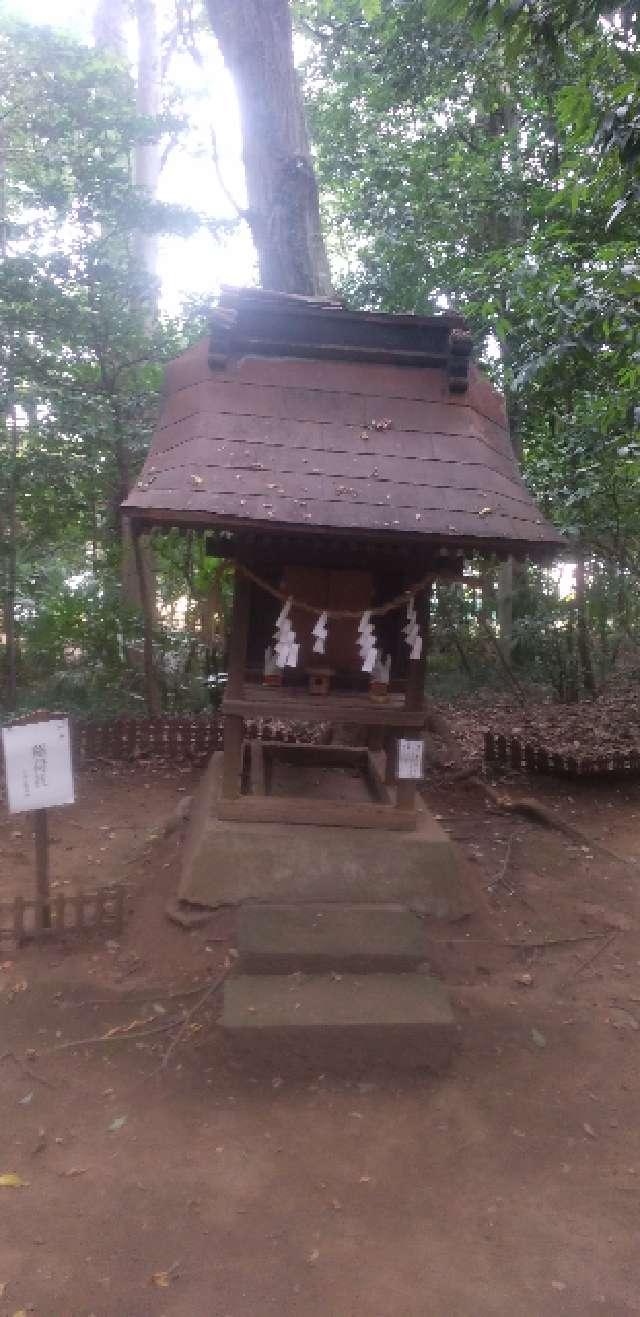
[235,561,433,620]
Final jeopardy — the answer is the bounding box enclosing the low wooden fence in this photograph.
[485,731,640,779]
[69,714,328,765]
[0,715,332,802]
[71,715,224,764]
[1,885,125,943]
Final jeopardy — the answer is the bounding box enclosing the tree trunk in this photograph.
[575,553,596,696]
[93,1,160,692]
[478,560,495,627]
[133,0,161,282]
[206,0,333,296]
[133,526,162,716]
[0,122,17,707]
[497,558,514,653]
[4,410,18,707]
[93,0,129,60]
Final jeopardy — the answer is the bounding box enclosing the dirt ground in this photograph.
[1,756,640,1317]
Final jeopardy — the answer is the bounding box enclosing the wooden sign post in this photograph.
[1,713,75,931]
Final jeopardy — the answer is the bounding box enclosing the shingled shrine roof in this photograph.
[123,287,562,559]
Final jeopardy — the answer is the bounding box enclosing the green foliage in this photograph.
[298,0,640,572]
[0,17,234,714]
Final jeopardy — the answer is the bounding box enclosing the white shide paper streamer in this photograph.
[357,610,378,674]
[273,597,299,668]
[403,595,423,661]
[312,610,328,655]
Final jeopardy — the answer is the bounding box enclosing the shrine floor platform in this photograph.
[178,754,477,917]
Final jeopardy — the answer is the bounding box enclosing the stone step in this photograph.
[237,902,425,974]
[222,972,457,1073]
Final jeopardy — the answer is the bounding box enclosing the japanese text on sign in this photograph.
[397,738,424,780]
[1,719,75,814]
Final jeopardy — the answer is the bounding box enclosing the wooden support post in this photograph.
[397,585,430,811]
[222,716,244,798]
[227,567,251,698]
[404,585,430,712]
[249,739,267,795]
[222,566,251,799]
[33,808,51,929]
[395,779,416,811]
[132,523,162,717]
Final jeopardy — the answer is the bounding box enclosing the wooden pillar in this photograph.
[34,808,51,930]
[396,584,430,811]
[404,584,430,711]
[222,566,251,799]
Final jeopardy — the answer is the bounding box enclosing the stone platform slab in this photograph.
[222,972,457,1073]
[237,902,425,973]
[178,755,477,918]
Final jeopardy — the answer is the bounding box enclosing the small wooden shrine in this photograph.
[123,287,561,909]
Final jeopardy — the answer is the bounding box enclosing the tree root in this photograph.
[467,777,636,869]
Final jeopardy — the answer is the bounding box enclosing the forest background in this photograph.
[1,0,640,719]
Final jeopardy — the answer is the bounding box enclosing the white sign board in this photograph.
[2,719,75,815]
[397,738,424,781]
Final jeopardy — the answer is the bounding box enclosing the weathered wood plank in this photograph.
[222,715,244,800]
[264,743,368,766]
[365,751,393,805]
[223,690,427,728]
[217,796,417,831]
[395,780,417,811]
[249,739,267,796]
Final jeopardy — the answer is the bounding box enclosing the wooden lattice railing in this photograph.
[70,715,224,764]
[1,885,125,943]
[484,731,640,779]
[69,714,328,764]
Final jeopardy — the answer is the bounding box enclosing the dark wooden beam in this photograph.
[217,796,416,832]
[404,585,430,713]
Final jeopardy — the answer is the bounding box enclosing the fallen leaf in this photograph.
[608,1008,639,1031]
[150,1263,179,1288]
[531,1029,546,1048]
[59,1167,88,1178]
[583,1122,597,1139]
[108,1115,127,1133]
[0,1174,28,1188]
[13,1309,28,1316]
[18,1092,33,1106]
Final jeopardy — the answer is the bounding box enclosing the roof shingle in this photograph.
[123,294,561,557]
